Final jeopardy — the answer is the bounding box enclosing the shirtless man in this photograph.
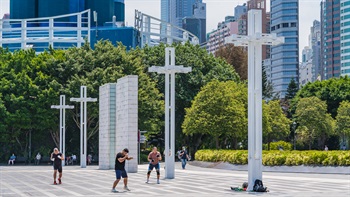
[146,147,162,184]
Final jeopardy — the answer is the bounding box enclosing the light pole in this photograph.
[293,121,297,150]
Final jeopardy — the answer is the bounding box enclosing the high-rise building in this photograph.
[270,0,299,98]
[341,0,350,76]
[310,20,321,81]
[10,0,125,26]
[206,17,239,54]
[247,0,269,60]
[321,0,341,80]
[299,47,313,86]
[234,3,247,20]
[161,0,201,28]
[182,1,206,43]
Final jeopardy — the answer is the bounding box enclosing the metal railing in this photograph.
[134,10,199,48]
[0,10,90,52]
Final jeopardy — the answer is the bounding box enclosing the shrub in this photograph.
[194,149,350,166]
[263,141,293,151]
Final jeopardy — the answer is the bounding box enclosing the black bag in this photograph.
[253,179,267,192]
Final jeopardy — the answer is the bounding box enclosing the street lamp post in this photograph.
[148,47,192,179]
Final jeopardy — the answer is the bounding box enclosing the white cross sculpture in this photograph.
[51,95,74,166]
[70,86,97,168]
[148,47,192,179]
[225,9,284,191]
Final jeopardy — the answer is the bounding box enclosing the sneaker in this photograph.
[145,179,149,184]
[111,188,118,193]
[157,180,160,184]
[53,181,57,185]
[124,186,130,191]
[58,178,62,184]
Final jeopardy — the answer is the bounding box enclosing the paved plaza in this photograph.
[1,162,350,197]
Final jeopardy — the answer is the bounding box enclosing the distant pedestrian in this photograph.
[72,154,77,165]
[342,144,347,150]
[111,148,133,193]
[179,146,190,170]
[35,153,41,165]
[8,153,16,165]
[146,147,162,184]
[324,145,329,151]
[50,148,64,185]
[87,154,92,165]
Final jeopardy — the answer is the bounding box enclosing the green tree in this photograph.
[136,42,240,154]
[182,80,247,149]
[285,78,298,100]
[263,100,291,150]
[336,101,350,146]
[262,66,274,100]
[291,76,350,118]
[294,97,335,150]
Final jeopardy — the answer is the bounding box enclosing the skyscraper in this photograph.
[310,20,321,81]
[270,0,299,98]
[341,0,350,76]
[234,3,247,20]
[182,1,206,43]
[321,0,341,80]
[161,0,201,28]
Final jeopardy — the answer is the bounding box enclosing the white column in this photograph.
[170,48,176,177]
[164,48,171,178]
[21,20,27,49]
[49,18,54,47]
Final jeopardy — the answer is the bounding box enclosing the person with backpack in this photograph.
[179,146,190,170]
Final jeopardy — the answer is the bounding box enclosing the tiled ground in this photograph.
[0,162,350,197]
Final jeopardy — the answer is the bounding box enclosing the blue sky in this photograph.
[1,0,321,56]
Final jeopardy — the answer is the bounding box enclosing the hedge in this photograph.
[195,150,350,166]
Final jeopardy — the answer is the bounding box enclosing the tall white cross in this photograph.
[225,9,284,191]
[70,86,97,168]
[51,95,74,166]
[148,47,192,179]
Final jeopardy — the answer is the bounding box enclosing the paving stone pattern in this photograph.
[0,163,349,197]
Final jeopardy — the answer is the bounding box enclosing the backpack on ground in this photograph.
[253,179,267,192]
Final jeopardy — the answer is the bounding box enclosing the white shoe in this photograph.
[111,188,118,193]
[124,186,130,191]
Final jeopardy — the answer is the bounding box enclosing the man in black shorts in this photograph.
[111,148,133,193]
[50,148,64,185]
[146,147,162,184]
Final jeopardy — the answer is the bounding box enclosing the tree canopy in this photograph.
[182,80,247,149]
[294,97,335,150]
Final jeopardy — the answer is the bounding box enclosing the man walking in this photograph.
[146,147,162,184]
[179,146,190,170]
[50,148,64,185]
[35,153,41,165]
[112,148,133,193]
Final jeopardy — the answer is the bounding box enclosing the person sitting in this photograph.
[8,154,16,165]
